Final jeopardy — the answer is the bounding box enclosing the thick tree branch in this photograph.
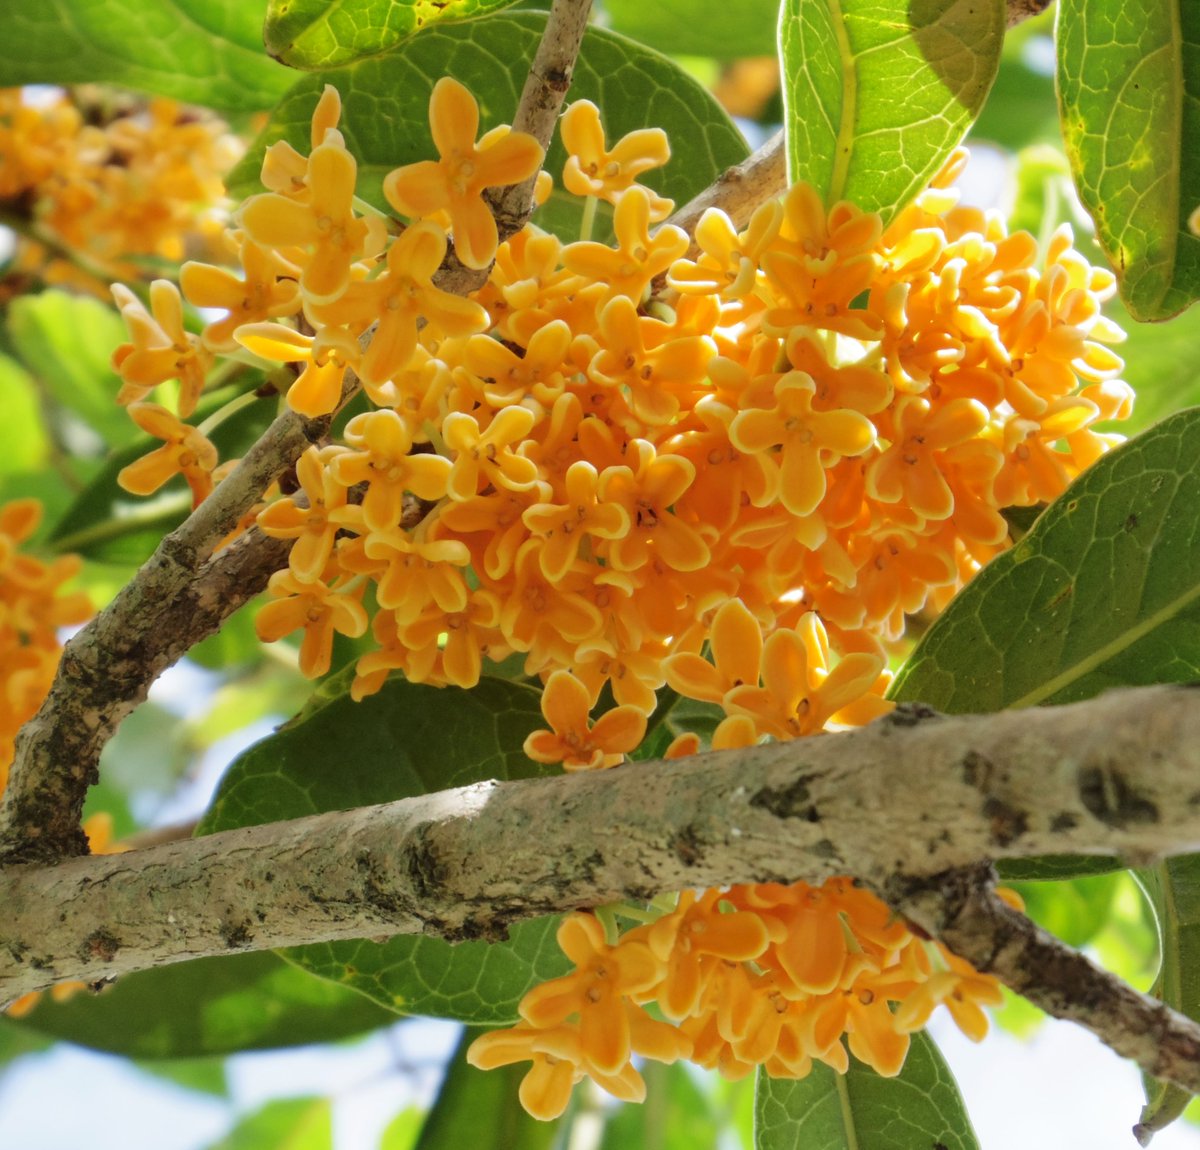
[4,683,1200,1095]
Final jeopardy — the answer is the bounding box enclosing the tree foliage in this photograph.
[2,1,1200,1147]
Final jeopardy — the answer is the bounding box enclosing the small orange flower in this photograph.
[235,322,361,419]
[524,669,646,771]
[117,403,218,507]
[255,568,368,678]
[111,280,212,417]
[560,100,673,218]
[383,78,544,270]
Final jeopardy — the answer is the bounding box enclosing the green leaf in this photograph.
[0,0,293,112]
[204,1098,332,1150]
[602,0,780,61]
[380,1108,425,1150]
[199,673,573,1023]
[135,1056,229,1098]
[9,951,394,1058]
[1009,872,1119,948]
[415,1027,558,1150]
[228,13,749,242]
[1057,0,1200,320]
[598,1061,720,1150]
[264,0,523,70]
[753,1032,978,1150]
[0,354,49,476]
[7,291,133,451]
[892,408,1200,712]
[778,0,1003,221]
[1133,858,1200,1141]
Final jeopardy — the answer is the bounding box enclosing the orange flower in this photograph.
[560,100,673,218]
[443,406,541,500]
[110,281,212,417]
[522,460,630,582]
[255,568,368,678]
[524,669,646,771]
[383,78,543,270]
[117,403,218,507]
[256,446,351,582]
[235,322,361,418]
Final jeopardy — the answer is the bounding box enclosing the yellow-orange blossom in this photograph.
[98,79,1131,1118]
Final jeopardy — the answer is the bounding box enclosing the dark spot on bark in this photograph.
[406,825,447,899]
[80,929,120,963]
[256,910,267,923]
[264,872,275,883]
[885,702,942,728]
[1051,811,1079,831]
[961,750,995,790]
[750,774,817,818]
[1188,791,1200,807]
[1079,766,1159,828]
[984,796,1028,847]
[672,825,704,866]
[221,920,254,949]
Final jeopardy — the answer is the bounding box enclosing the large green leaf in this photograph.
[891,409,1200,713]
[0,354,49,477]
[754,1032,978,1150]
[198,672,573,1023]
[0,0,293,112]
[228,13,749,241]
[1057,0,1200,320]
[415,1027,558,1150]
[265,0,522,70]
[602,0,780,61]
[1133,859,1200,1141]
[778,0,1003,221]
[9,951,394,1058]
[203,1098,332,1150]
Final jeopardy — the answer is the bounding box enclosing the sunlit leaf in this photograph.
[1057,0,1200,320]
[199,673,573,1023]
[778,0,1003,221]
[0,0,293,111]
[264,0,522,70]
[203,1097,331,1150]
[753,1032,978,1149]
[228,13,749,242]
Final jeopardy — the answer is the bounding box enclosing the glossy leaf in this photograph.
[1057,0,1200,320]
[754,1032,978,1150]
[415,1027,558,1150]
[891,409,1200,713]
[0,0,293,111]
[203,1097,332,1150]
[1010,873,1119,948]
[778,0,1003,221]
[9,951,394,1058]
[602,0,780,61]
[0,354,49,476]
[199,673,572,1023]
[265,0,522,70]
[1133,858,1200,1140]
[228,13,749,241]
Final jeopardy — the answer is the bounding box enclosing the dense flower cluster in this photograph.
[107,79,1130,1116]
[0,500,91,796]
[0,87,238,291]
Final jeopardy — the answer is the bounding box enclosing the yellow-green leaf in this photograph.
[1057,0,1200,320]
[778,0,1004,220]
[264,0,522,70]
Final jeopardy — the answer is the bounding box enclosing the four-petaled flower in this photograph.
[524,669,646,771]
[383,77,544,270]
[117,402,218,507]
